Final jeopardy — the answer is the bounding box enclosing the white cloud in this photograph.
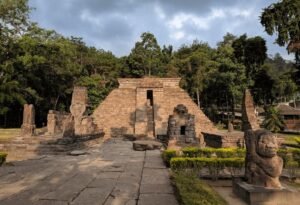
[167,8,227,31]
[228,8,252,18]
[154,4,166,20]
[170,31,185,40]
[80,10,101,25]
[29,0,291,59]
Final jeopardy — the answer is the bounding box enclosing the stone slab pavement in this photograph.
[0,139,179,205]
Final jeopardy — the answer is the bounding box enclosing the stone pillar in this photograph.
[47,110,56,135]
[21,104,36,136]
[242,89,260,131]
[70,86,88,135]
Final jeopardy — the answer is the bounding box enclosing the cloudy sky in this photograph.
[29,0,293,60]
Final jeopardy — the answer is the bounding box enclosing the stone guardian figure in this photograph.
[244,129,283,188]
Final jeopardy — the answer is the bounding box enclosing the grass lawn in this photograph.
[171,171,228,205]
[0,129,20,142]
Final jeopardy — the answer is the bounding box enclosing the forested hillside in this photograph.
[0,0,299,127]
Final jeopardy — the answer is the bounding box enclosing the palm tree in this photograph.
[262,106,284,133]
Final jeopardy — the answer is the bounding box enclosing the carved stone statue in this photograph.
[233,89,296,205]
[245,129,283,188]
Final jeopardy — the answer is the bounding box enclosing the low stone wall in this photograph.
[202,131,244,148]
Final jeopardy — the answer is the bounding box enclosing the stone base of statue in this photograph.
[232,178,298,205]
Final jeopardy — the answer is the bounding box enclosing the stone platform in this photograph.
[0,139,178,205]
[232,178,298,205]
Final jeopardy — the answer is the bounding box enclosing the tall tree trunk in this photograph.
[231,95,235,121]
[4,112,7,128]
[54,95,60,110]
[196,89,200,108]
[226,93,229,121]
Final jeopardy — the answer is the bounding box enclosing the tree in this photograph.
[261,0,300,49]
[0,0,32,126]
[211,35,247,119]
[253,65,275,105]
[0,0,31,37]
[261,0,300,86]
[126,32,163,77]
[174,41,218,107]
[263,106,284,132]
[232,34,267,83]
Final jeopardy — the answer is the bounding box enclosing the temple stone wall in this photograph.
[93,88,136,138]
[92,78,216,139]
[47,110,70,135]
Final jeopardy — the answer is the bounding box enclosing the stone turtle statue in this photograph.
[244,129,283,188]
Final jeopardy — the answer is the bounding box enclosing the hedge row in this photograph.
[278,148,300,167]
[170,157,245,171]
[162,150,177,166]
[0,152,7,166]
[181,147,246,158]
[163,147,300,167]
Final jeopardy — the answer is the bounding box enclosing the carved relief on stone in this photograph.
[70,86,87,118]
[21,104,36,136]
[244,129,283,188]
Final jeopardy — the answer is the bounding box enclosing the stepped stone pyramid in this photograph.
[92,77,217,139]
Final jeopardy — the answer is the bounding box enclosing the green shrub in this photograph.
[286,160,299,180]
[162,149,177,166]
[170,157,244,172]
[172,172,228,205]
[181,147,246,158]
[182,147,202,157]
[278,148,300,167]
[0,152,7,166]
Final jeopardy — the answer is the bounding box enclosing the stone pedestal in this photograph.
[232,178,298,205]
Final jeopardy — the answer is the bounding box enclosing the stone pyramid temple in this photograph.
[92,77,217,139]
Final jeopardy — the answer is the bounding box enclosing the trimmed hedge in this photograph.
[0,152,7,166]
[278,148,300,168]
[170,157,245,171]
[163,147,300,169]
[162,149,177,166]
[181,147,246,158]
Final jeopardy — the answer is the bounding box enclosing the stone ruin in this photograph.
[46,86,100,138]
[21,104,36,136]
[233,89,297,205]
[47,110,70,135]
[167,104,198,145]
[242,89,260,131]
[69,86,99,136]
[93,77,216,140]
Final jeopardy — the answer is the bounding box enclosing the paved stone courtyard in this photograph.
[0,139,178,205]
